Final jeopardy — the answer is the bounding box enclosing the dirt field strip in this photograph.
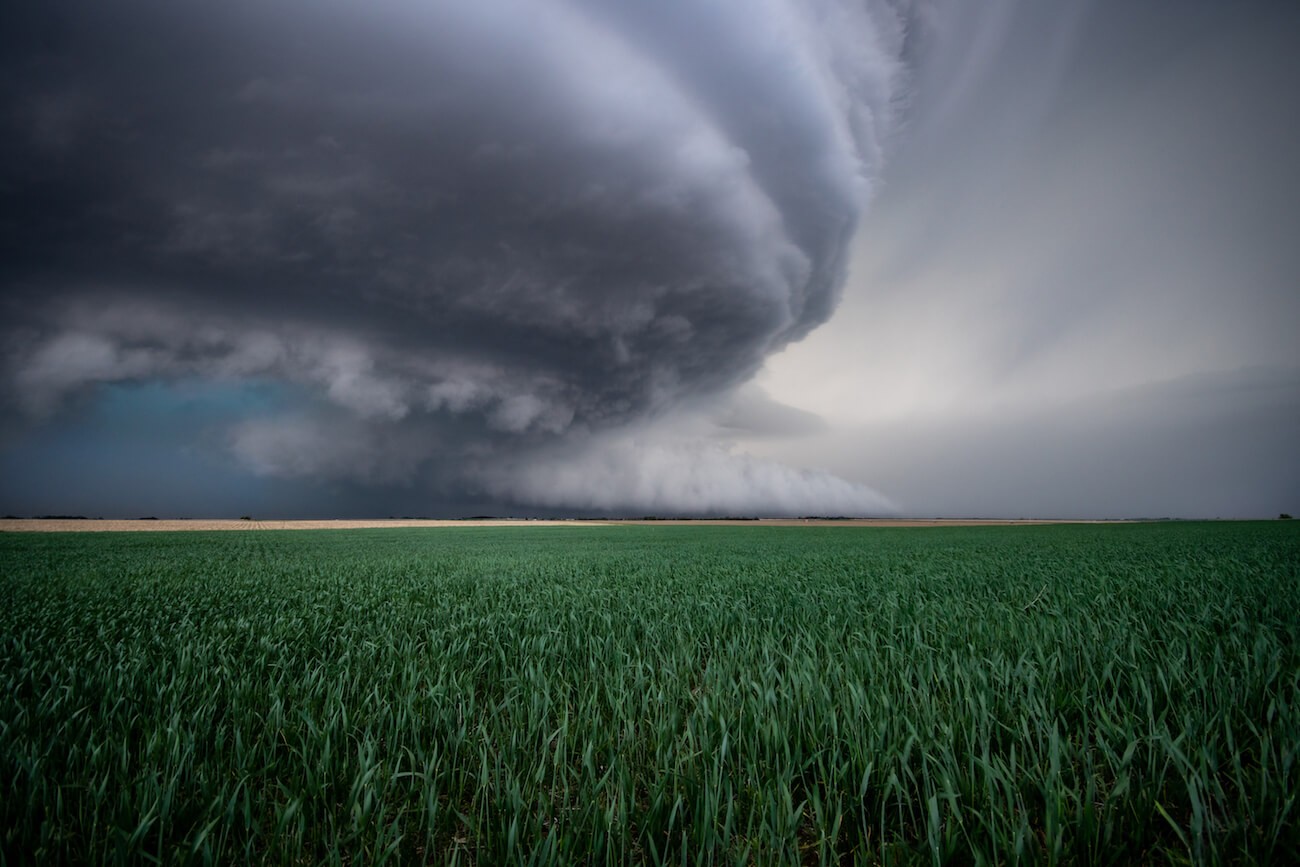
[0,518,1107,533]
[0,519,611,533]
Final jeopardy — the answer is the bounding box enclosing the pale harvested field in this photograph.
[0,518,1102,533]
[0,519,597,533]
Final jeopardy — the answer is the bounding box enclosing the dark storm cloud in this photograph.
[0,0,916,513]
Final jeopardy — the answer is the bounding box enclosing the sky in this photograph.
[1,0,1296,519]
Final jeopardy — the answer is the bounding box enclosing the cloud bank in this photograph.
[475,429,897,517]
[0,1,919,514]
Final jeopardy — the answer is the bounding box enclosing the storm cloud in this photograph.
[1,0,918,514]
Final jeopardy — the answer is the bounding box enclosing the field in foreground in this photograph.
[2,523,1297,864]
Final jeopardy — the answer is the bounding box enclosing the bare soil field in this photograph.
[0,519,593,533]
[0,518,1100,532]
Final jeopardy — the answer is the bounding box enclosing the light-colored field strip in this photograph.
[0,518,1104,532]
[0,519,603,533]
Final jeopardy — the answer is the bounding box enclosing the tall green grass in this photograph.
[2,522,1297,864]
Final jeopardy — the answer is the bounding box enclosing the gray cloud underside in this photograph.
[752,366,1300,520]
[1,0,918,513]
[475,430,898,517]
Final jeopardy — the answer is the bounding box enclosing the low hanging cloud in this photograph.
[474,431,898,517]
[1,0,922,515]
[230,413,437,486]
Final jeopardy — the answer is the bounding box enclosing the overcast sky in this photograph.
[2,0,1296,518]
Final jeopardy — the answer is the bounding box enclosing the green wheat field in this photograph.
[2,522,1297,864]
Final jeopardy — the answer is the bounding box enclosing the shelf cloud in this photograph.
[0,0,922,514]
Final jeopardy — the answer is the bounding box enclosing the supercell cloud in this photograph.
[0,0,918,514]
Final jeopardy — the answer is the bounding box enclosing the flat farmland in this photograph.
[2,523,1297,864]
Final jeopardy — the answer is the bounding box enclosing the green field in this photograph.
[2,523,1297,864]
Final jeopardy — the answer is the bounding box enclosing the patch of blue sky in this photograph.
[0,379,299,517]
